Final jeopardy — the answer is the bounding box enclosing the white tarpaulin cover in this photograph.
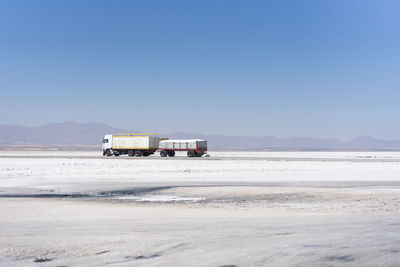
[159,139,207,150]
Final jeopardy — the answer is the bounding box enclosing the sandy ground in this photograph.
[1,151,400,266]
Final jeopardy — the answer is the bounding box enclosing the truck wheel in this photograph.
[105,149,112,157]
[187,151,195,157]
[128,150,134,157]
[135,150,143,157]
[160,150,167,157]
[168,150,175,157]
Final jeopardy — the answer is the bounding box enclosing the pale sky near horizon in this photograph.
[0,0,399,139]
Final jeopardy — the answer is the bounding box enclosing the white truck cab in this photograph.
[102,135,113,155]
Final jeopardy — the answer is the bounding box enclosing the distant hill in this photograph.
[165,132,400,150]
[0,122,400,150]
[0,121,127,145]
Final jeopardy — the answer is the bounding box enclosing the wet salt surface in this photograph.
[114,195,204,202]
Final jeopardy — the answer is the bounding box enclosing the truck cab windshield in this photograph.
[103,139,108,143]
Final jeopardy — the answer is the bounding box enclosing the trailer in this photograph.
[102,134,160,157]
[159,139,207,157]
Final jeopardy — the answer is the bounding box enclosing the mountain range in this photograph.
[0,121,399,150]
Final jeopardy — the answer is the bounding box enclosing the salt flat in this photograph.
[1,151,400,266]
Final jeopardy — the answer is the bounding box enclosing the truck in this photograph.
[102,134,208,157]
[159,139,207,157]
[102,133,160,157]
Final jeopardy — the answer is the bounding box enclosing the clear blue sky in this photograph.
[0,0,399,140]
